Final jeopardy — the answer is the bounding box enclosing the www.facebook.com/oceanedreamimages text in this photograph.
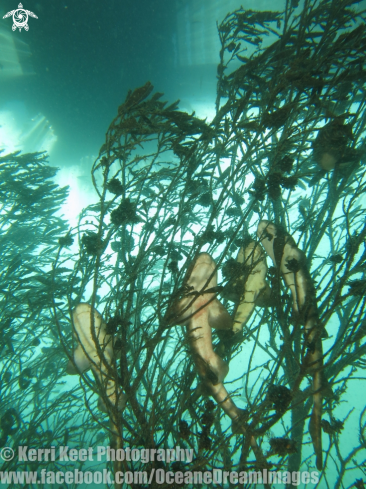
[0,445,320,486]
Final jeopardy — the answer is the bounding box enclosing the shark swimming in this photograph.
[166,253,247,428]
[66,303,126,414]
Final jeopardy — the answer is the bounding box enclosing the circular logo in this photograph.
[12,8,29,31]
[3,3,38,32]
[0,447,15,461]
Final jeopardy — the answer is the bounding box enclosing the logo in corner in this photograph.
[3,3,38,32]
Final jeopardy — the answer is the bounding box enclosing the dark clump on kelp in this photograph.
[1,1,366,488]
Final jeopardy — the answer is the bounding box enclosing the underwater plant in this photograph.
[0,152,98,480]
[51,1,366,487]
[1,0,366,488]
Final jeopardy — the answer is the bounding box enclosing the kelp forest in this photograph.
[1,0,366,488]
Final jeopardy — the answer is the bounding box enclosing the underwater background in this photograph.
[1,0,366,488]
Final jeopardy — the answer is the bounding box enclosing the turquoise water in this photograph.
[1,1,366,488]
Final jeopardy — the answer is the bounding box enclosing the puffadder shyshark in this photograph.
[67,303,126,415]
[233,220,323,470]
